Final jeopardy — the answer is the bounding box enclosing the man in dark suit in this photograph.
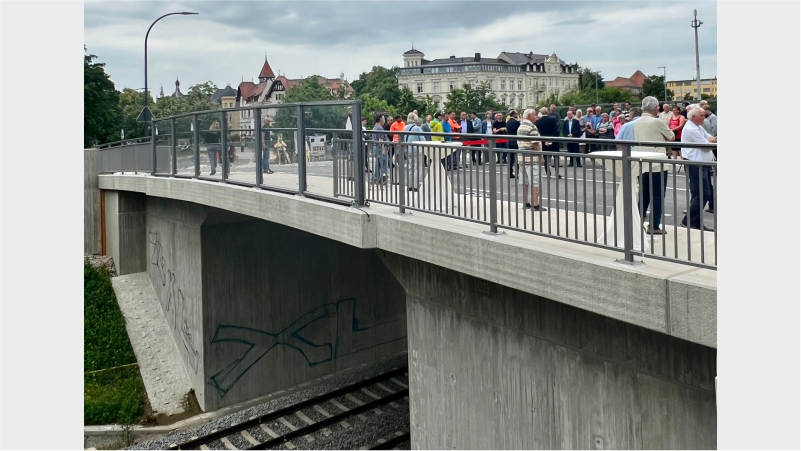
[506,110,521,177]
[535,107,562,178]
[562,110,582,167]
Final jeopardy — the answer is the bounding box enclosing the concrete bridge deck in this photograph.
[99,172,716,349]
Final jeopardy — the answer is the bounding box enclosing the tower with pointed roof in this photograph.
[172,78,184,97]
[259,55,276,83]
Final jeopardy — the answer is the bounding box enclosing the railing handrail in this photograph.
[95,100,717,270]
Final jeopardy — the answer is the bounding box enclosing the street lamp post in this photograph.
[657,66,666,101]
[691,9,703,101]
[594,71,601,104]
[143,12,198,134]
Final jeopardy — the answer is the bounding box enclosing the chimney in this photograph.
[474,53,480,62]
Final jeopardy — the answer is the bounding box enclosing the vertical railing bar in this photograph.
[621,145,635,263]
[638,160,644,254]
[686,165,692,262]
[596,157,601,243]
[699,163,705,264]
[296,105,306,195]
[713,166,717,266]
[193,114,200,179]
[254,109,263,186]
[220,111,228,183]
[171,117,177,176]
[151,120,156,174]
[673,161,679,259]
[488,139,498,233]
[399,138,406,215]
[648,161,654,254]
[573,158,578,240]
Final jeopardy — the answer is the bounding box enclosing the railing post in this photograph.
[221,111,228,182]
[254,108,263,186]
[151,120,157,175]
[351,101,365,206]
[296,104,306,195]
[398,134,407,215]
[171,117,177,176]
[487,138,499,234]
[621,144,635,263]
[193,114,200,178]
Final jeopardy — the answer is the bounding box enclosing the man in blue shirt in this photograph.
[615,107,641,143]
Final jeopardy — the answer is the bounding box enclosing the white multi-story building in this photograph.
[398,49,581,111]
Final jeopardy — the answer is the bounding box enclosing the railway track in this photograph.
[172,367,410,450]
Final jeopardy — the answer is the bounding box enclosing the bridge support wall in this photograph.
[380,252,717,450]
[104,190,147,275]
[141,196,408,412]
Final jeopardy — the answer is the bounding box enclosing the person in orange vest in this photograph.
[389,115,406,179]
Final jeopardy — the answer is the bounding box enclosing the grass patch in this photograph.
[84,259,146,425]
[84,366,146,425]
[85,260,136,372]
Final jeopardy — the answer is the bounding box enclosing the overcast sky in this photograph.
[84,1,717,95]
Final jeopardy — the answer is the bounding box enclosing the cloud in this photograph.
[84,1,717,92]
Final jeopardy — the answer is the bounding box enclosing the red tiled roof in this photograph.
[629,70,646,87]
[238,81,256,99]
[259,59,275,78]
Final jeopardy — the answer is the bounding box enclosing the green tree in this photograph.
[119,88,155,140]
[597,87,634,104]
[334,81,355,100]
[683,92,695,101]
[84,47,122,147]
[641,75,675,101]
[444,82,506,116]
[578,68,604,93]
[417,95,439,118]
[557,90,594,107]
[537,92,562,109]
[185,81,218,112]
[397,87,422,116]
[351,66,402,107]
[360,94,397,128]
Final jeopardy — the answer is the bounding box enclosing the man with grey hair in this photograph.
[680,106,716,229]
[517,109,547,211]
[658,103,672,124]
[421,115,432,140]
[632,96,674,235]
[402,112,426,191]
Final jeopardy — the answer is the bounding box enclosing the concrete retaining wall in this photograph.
[381,252,717,450]
[146,197,208,407]
[200,217,407,411]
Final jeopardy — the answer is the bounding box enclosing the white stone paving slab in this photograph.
[112,272,193,417]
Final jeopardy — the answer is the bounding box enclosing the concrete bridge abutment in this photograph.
[121,195,408,412]
[380,251,717,450]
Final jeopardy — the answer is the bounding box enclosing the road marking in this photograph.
[296,411,315,425]
[346,394,365,406]
[376,383,396,394]
[221,437,238,450]
[330,399,350,412]
[240,431,259,446]
[259,424,279,438]
[279,417,298,431]
[314,405,333,418]
[362,388,381,399]
[391,377,408,388]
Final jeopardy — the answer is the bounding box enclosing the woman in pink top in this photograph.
[668,105,686,159]
[613,115,627,137]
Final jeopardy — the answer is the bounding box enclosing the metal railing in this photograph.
[96,101,717,269]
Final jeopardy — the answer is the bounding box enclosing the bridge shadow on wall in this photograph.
[210,298,404,398]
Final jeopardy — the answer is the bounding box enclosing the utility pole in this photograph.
[691,9,703,102]
[657,66,667,101]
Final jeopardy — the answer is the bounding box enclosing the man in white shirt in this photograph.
[658,104,672,124]
[680,106,717,231]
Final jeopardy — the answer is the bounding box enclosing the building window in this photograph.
[548,79,551,86]
[417,83,424,93]
[500,80,506,90]
[433,81,439,92]
[448,81,455,91]
[702,88,711,93]
[517,80,522,91]
[518,98,523,108]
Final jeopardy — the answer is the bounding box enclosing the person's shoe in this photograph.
[557,175,563,179]
[210,170,216,175]
[509,173,516,179]
[701,226,715,232]
[705,208,714,213]
[645,226,666,235]
[524,202,532,209]
[532,204,547,211]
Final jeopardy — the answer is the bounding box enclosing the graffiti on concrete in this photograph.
[210,298,404,398]
[148,231,200,374]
